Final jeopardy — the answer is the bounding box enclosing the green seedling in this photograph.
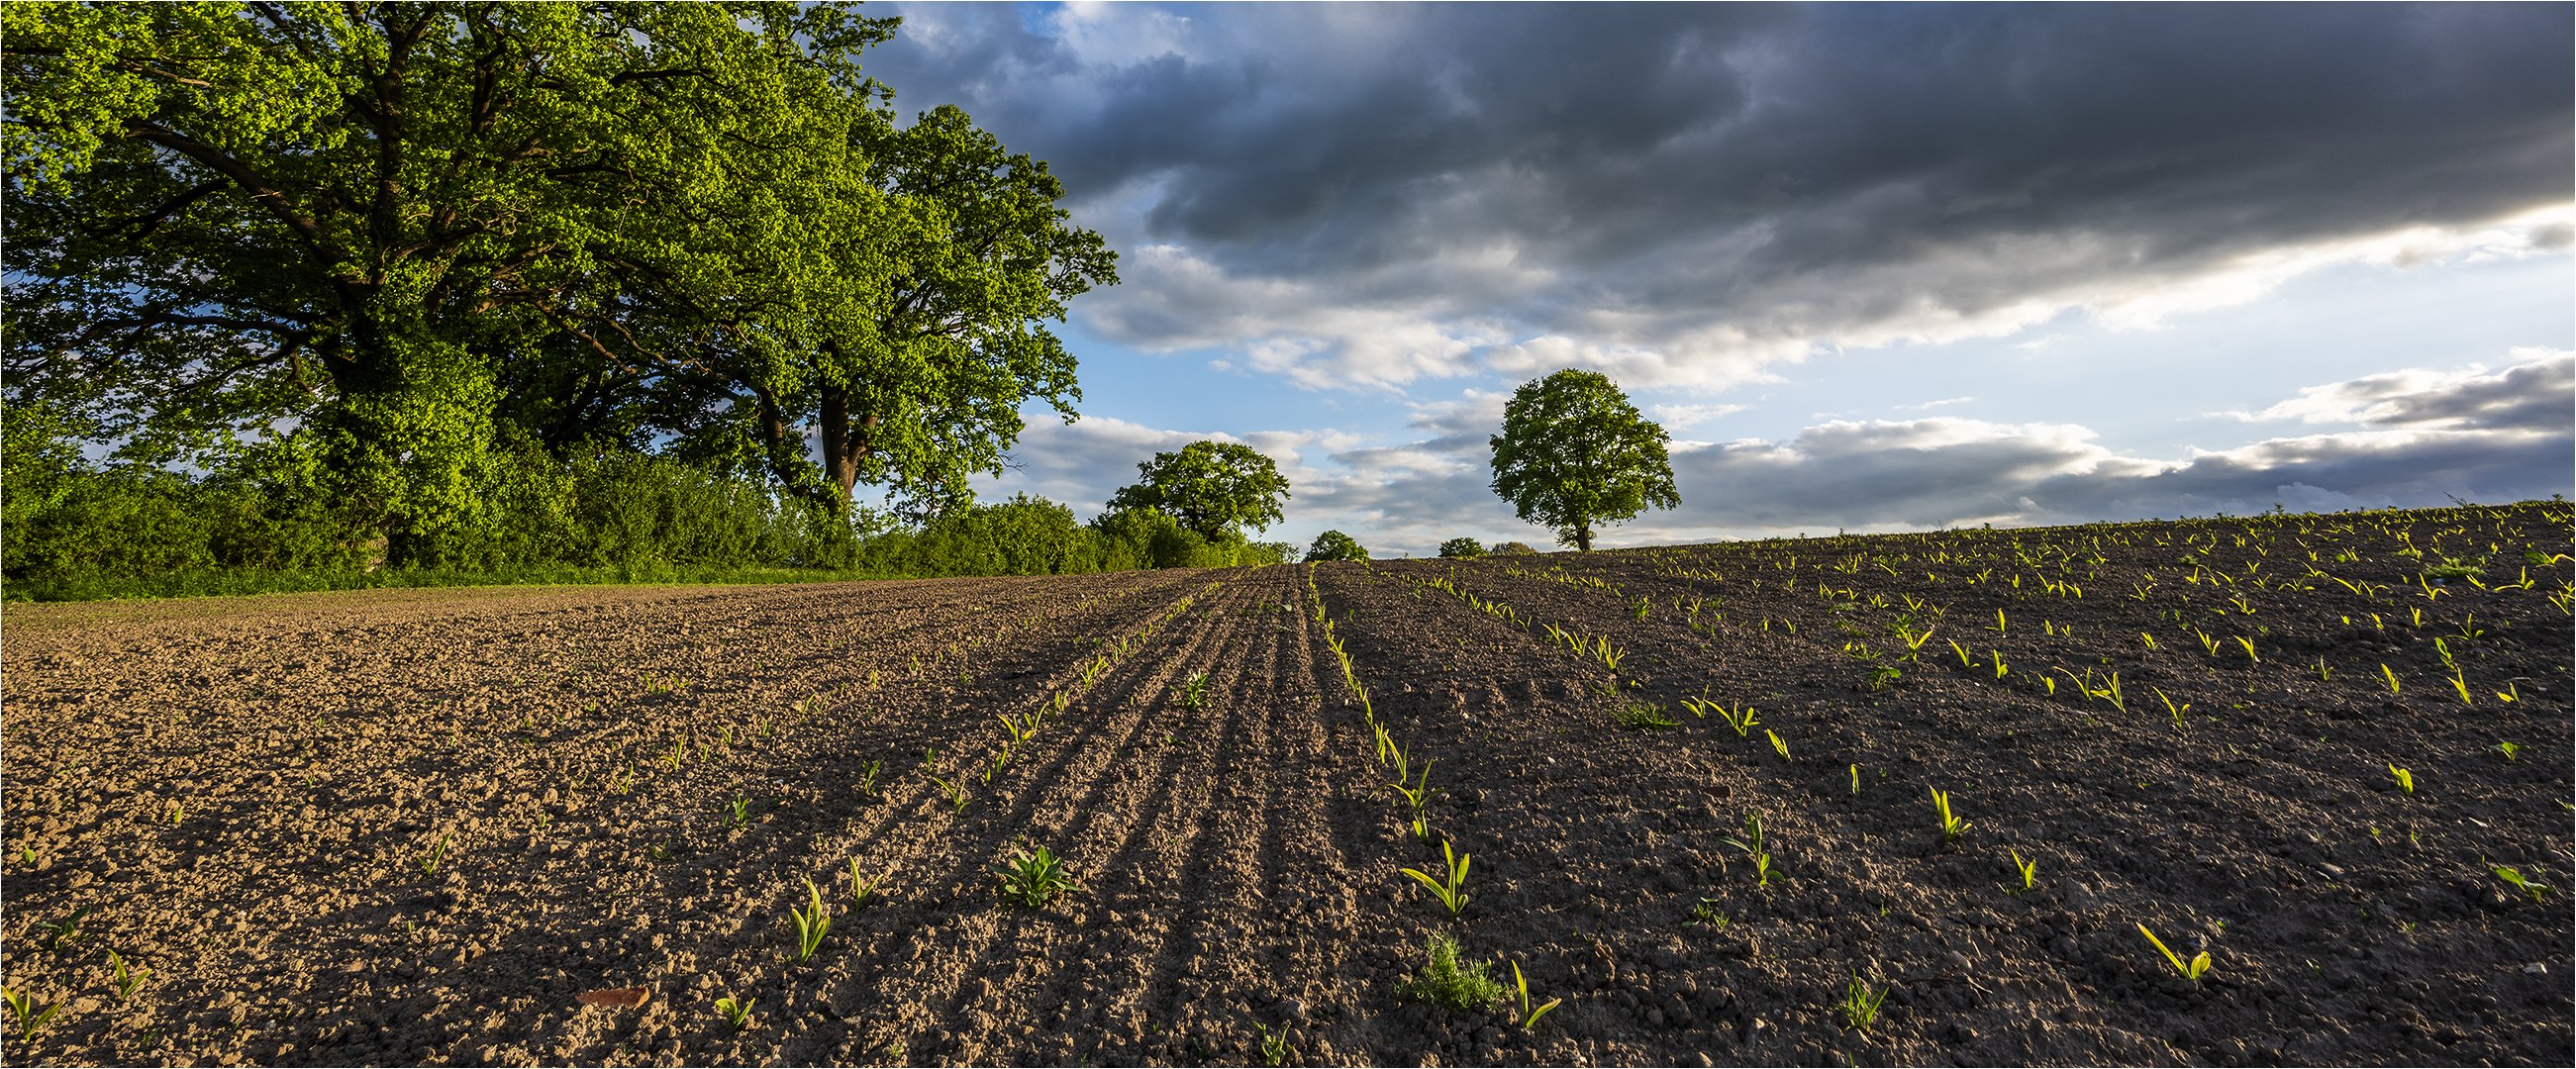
[787,878,830,963]
[1840,971,1890,1031]
[2498,741,2521,761]
[728,797,752,827]
[1849,763,1861,797]
[1255,1021,1297,1067]
[36,906,91,950]
[1387,760,1441,819]
[1683,899,1731,928]
[2490,862,2550,903]
[847,858,887,910]
[996,845,1073,908]
[1400,838,1473,917]
[2446,670,2472,706]
[929,775,970,816]
[4,987,59,1043]
[715,994,754,1030]
[1398,931,1504,1011]
[2387,764,2415,795]
[1949,638,1975,669]
[1867,664,1903,692]
[857,759,883,796]
[2137,923,2212,981]
[1992,649,2009,680]
[2138,632,2157,650]
[2008,849,2038,893]
[1511,960,1562,1029]
[1930,787,1970,840]
[1766,729,1792,762]
[2380,664,2402,694]
[106,949,147,1001]
[1182,671,1210,710]
[419,832,453,877]
[997,711,1041,744]
[1723,814,1775,887]
[2153,686,2191,729]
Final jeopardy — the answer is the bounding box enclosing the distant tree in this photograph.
[1305,530,1368,562]
[1488,369,1679,551]
[1489,540,1536,555]
[1437,537,1487,559]
[1105,440,1290,541]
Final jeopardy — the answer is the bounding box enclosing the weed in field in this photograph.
[1839,971,1890,1030]
[1399,932,1503,1011]
[1401,839,1474,917]
[1617,702,1678,729]
[1511,960,1563,1029]
[715,994,754,1030]
[2137,923,2212,981]
[1930,787,1970,840]
[787,878,831,964]
[4,987,58,1043]
[996,846,1073,907]
[1866,664,1903,692]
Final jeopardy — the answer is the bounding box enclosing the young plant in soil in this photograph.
[715,994,754,1030]
[787,878,830,964]
[1724,815,1775,887]
[848,859,888,909]
[1398,932,1503,1011]
[1839,971,1890,1030]
[106,949,148,1001]
[2387,764,2416,795]
[1254,1022,1297,1067]
[2137,923,2213,981]
[1931,787,1971,840]
[1511,960,1562,1029]
[1400,838,1473,917]
[996,846,1073,907]
[4,987,59,1042]
[2007,849,2038,894]
[1181,671,1211,710]
[2490,863,2551,903]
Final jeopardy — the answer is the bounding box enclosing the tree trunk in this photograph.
[1575,521,1593,552]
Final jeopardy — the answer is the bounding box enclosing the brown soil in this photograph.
[3,503,2568,1066]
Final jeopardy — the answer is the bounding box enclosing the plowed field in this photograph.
[4,502,2569,1066]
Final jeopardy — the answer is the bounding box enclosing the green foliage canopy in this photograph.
[1487,369,1679,551]
[1103,439,1290,541]
[1305,530,1367,562]
[1437,536,1486,558]
[1,1,1113,561]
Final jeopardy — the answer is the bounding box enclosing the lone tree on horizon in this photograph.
[1105,439,1290,542]
[1488,369,1679,551]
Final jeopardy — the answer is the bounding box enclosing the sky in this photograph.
[863,1,2573,556]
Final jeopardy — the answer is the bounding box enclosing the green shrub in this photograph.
[1437,537,1487,558]
[1489,540,1536,555]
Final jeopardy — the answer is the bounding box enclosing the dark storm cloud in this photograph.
[864,2,2571,364]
